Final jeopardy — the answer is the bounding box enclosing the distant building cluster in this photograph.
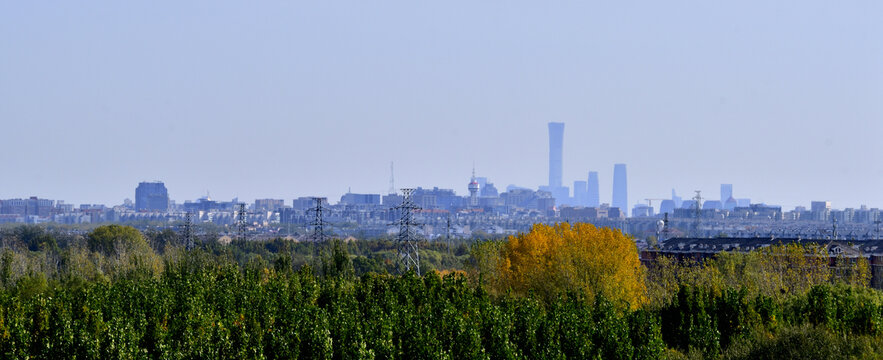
[3,178,881,243]
[538,122,631,218]
[3,123,881,243]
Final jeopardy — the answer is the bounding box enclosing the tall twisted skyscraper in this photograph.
[548,122,564,188]
[612,164,627,211]
[587,171,600,207]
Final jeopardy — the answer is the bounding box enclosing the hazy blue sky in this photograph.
[1,1,881,209]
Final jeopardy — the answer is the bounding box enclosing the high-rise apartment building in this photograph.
[811,201,831,221]
[672,189,683,208]
[612,164,628,212]
[340,193,381,206]
[548,122,564,188]
[0,197,54,217]
[293,197,318,210]
[135,181,169,212]
[587,171,600,207]
[254,199,285,212]
[480,182,499,197]
[811,201,831,213]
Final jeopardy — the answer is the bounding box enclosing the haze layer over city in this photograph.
[2,1,882,209]
[6,3,883,358]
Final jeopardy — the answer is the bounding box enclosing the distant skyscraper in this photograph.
[659,199,676,215]
[612,164,627,211]
[587,171,600,207]
[720,184,733,204]
[573,180,588,206]
[475,177,488,189]
[480,182,499,197]
[724,197,738,211]
[548,122,564,188]
[135,181,169,212]
[671,189,683,208]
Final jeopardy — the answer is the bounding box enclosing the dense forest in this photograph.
[1,223,882,359]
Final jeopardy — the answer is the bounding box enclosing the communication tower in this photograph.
[468,166,480,207]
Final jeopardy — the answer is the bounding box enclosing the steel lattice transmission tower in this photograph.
[445,214,453,255]
[236,203,248,241]
[307,197,331,243]
[692,190,703,237]
[392,188,422,275]
[875,212,882,240]
[182,211,194,250]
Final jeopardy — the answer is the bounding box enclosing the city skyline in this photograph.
[1,2,881,209]
[0,115,879,211]
[1,169,878,213]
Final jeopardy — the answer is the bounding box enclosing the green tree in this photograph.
[0,249,13,288]
[13,226,57,252]
[147,228,181,253]
[321,239,354,279]
[87,225,149,256]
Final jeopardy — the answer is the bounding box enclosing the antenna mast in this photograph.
[388,162,396,195]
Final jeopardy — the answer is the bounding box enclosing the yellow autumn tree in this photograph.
[496,222,646,308]
[751,243,830,298]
